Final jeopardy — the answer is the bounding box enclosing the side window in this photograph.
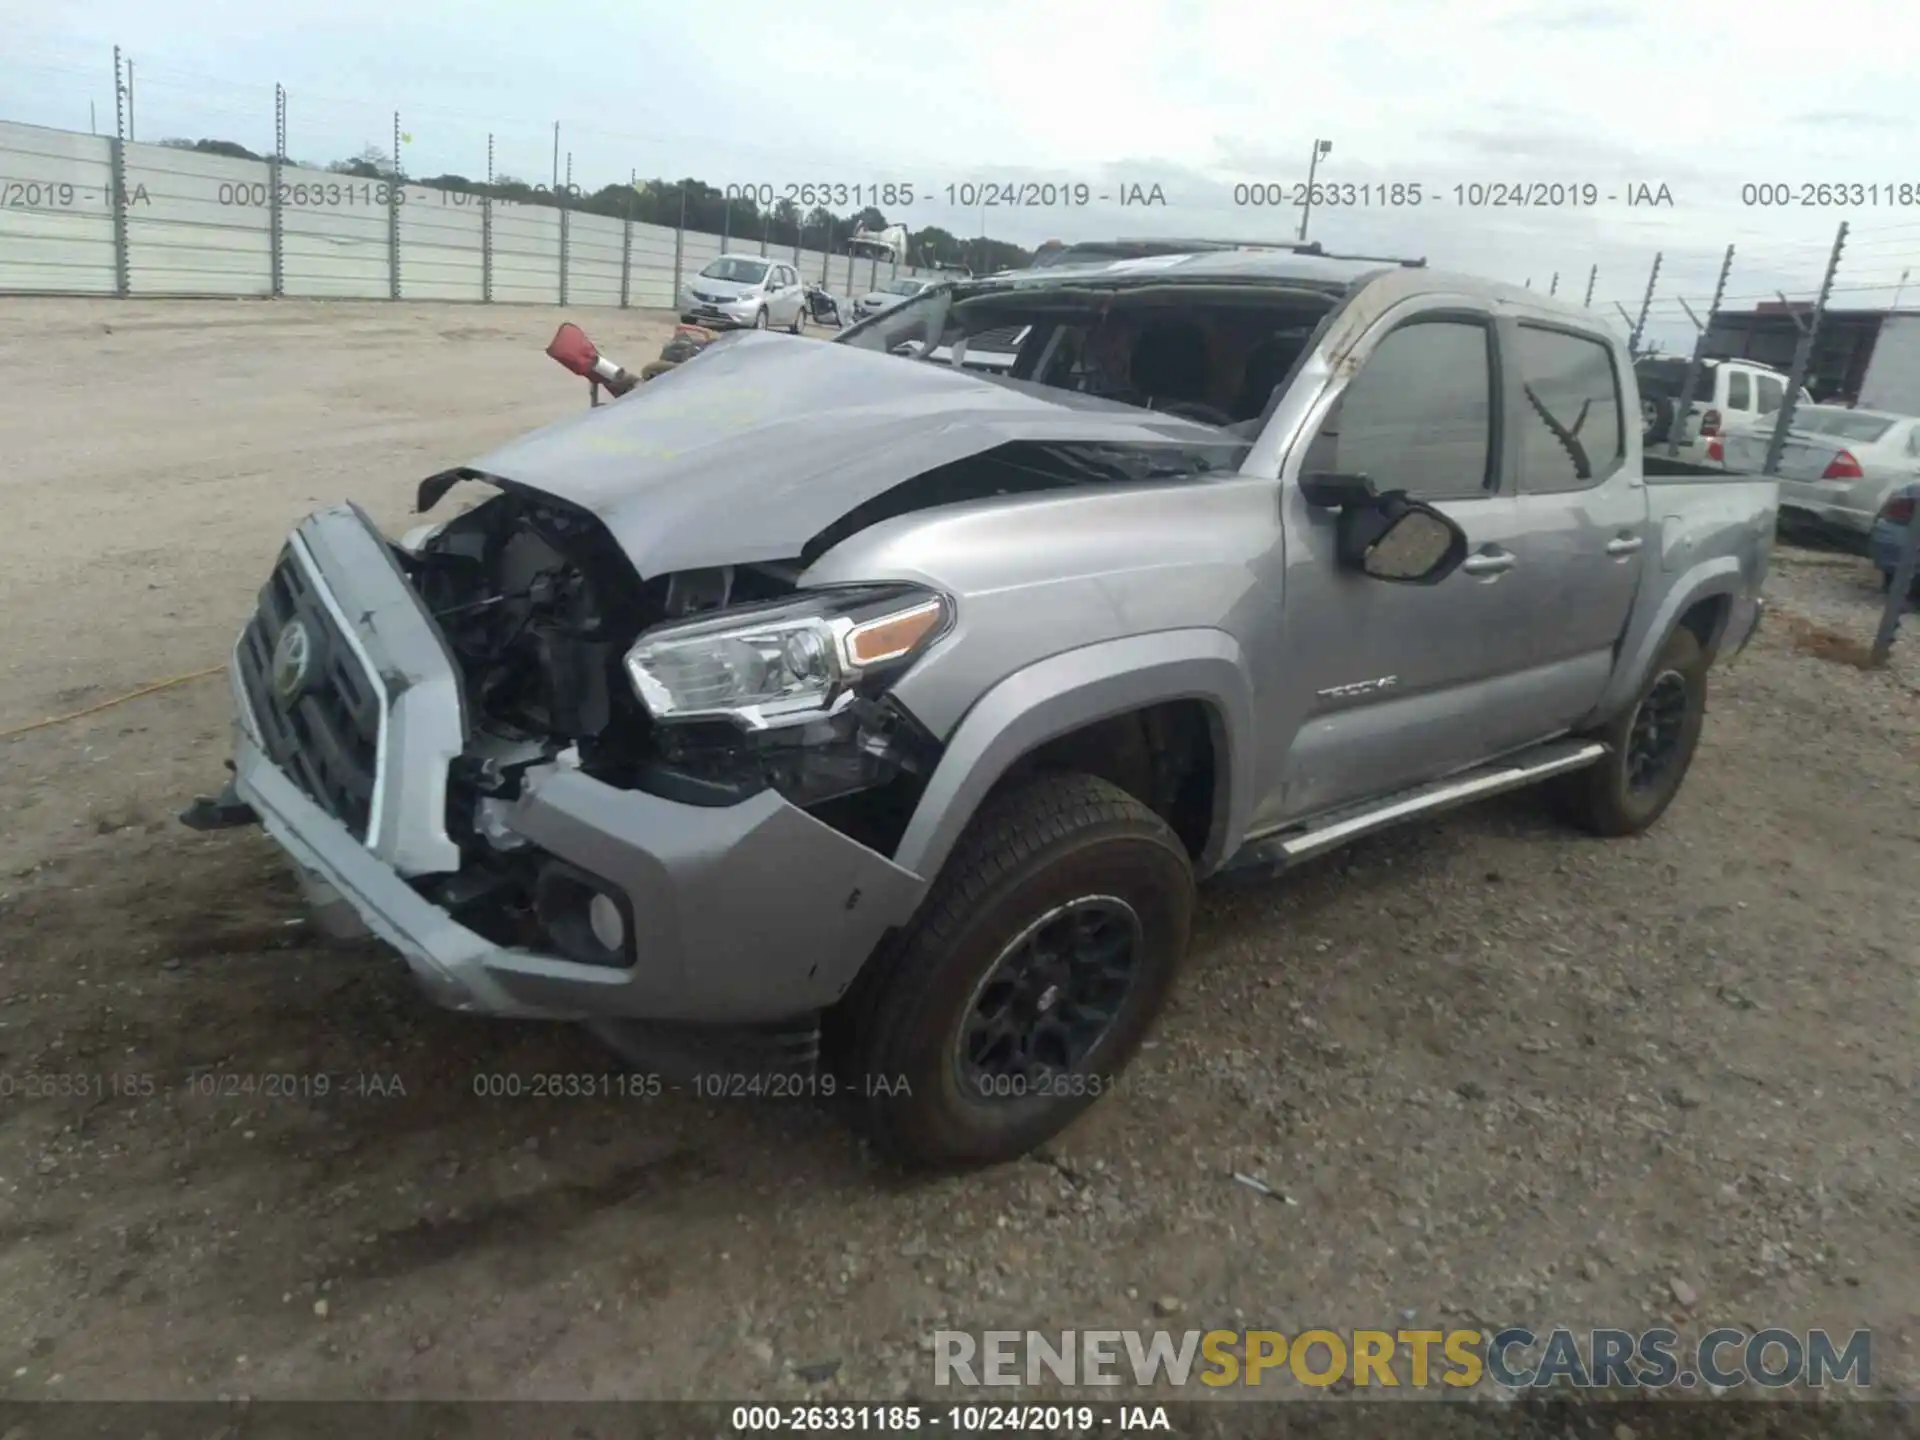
[1756,374,1785,414]
[1726,370,1752,410]
[1307,318,1495,501]
[1514,325,1624,492]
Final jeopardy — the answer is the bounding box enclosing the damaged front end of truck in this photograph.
[187,314,1250,1074]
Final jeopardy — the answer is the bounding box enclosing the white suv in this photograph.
[1635,357,1809,467]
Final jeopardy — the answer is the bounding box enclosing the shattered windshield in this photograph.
[838,276,1340,439]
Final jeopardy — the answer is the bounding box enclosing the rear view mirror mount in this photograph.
[1300,471,1376,509]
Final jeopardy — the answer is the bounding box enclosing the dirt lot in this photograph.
[0,299,1915,1404]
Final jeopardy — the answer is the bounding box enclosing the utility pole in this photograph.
[1583,264,1597,308]
[269,83,287,298]
[126,60,135,142]
[1763,222,1848,477]
[109,46,130,296]
[1630,252,1663,356]
[388,110,402,301]
[1665,245,1734,457]
[551,122,559,191]
[558,150,573,305]
[1549,272,1559,297]
[1297,138,1332,242]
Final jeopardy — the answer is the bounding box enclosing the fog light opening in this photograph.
[533,862,634,969]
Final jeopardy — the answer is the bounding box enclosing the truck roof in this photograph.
[984,248,1603,327]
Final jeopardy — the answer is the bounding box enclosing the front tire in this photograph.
[1553,627,1708,836]
[753,307,768,330]
[829,774,1194,1170]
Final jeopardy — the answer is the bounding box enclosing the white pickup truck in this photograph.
[1636,356,1809,467]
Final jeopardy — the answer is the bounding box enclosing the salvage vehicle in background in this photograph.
[184,247,1772,1170]
[1635,355,1808,466]
[1720,405,1920,540]
[677,254,807,332]
[851,275,939,322]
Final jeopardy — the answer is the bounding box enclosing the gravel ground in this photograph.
[0,300,1913,1407]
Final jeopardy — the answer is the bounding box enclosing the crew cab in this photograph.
[186,248,1773,1169]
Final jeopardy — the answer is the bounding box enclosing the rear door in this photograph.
[1504,318,1645,711]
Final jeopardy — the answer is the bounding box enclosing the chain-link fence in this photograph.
[0,45,1035,298]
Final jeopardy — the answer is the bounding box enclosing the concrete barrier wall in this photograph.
[0,120,933,307]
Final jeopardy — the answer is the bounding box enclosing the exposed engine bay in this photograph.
[395,485,943,941]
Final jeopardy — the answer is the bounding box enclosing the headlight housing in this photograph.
[624,585,949,731]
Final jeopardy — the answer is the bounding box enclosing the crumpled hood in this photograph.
[450,330,1222,576]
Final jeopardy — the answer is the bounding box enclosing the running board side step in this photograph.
[1221,740,1607,876]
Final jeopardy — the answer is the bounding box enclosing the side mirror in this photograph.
[1335,492,1469,585]
[546,322,598,377]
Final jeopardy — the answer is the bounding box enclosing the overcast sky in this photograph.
[6,0,1918,351]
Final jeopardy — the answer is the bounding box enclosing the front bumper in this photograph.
[228,504,928,1024]
[679,297,758,328]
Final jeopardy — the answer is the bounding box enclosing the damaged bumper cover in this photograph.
[228,504,928,1025]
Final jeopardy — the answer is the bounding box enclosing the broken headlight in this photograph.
[623,585,950,731]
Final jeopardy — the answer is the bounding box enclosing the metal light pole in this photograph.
[1297,139,1332,242]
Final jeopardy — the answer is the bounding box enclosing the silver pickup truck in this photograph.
[186,248,1772,1168]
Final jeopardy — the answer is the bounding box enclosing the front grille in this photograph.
[236,545,383,839]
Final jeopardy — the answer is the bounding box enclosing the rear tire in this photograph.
[789,305,804,335]
[1552,627,1708,836]
[828,774,1194,1170]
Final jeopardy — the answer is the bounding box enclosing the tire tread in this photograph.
[834,773,1186,1167]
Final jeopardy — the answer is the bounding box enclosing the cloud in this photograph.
[1789,109,1902,128]
[1500,2,1638,27]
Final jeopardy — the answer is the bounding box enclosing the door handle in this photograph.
[1605,535,1645,556]
[1461,550,1516,577]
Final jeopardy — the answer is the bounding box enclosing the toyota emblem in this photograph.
[271,620,313,703]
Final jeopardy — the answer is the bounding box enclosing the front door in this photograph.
[1254,304,1597,830]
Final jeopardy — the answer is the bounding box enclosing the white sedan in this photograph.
[1720,405,1920,537]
